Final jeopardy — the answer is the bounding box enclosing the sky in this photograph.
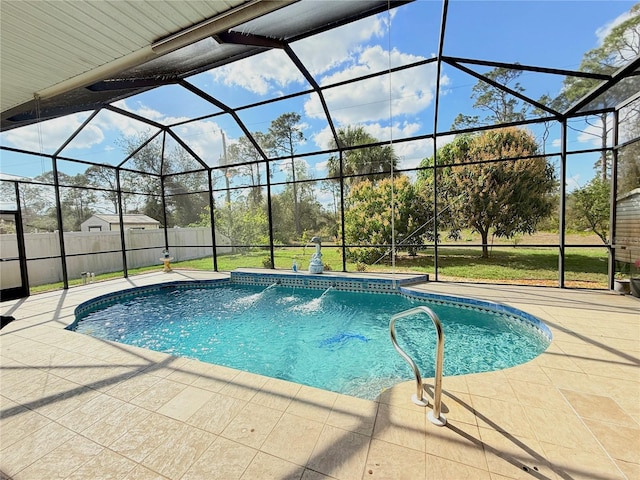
[0,0,637,202]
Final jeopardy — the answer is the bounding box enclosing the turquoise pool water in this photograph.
[69,283,551,400]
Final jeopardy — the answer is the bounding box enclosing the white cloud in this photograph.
[315,159,329,173]
[566,174,582,192]
[595,7,640,64]
[173,120,223,163]
[577,125,601,146]
[596,9,636,45]
[292,12,390,77]
[435,133,457,149]
[311,125,335,151]
[311,123,433,171]
[0,100,176,160]
[2,98,226,165]
[1,113,103,153]
[110,100,190,131]
[367,121,422,141]
[210,12,393,96]
[305,47,436,125]
[209,49,304,95]
[312,120,423,152]
[91,107,150,140]
[315,187,337,210]
[575,114,613,147]
[394,139,433,170]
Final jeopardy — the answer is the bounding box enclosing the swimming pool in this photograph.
[68,276,551,400]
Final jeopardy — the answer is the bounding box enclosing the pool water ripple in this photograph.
[69,283,550,400]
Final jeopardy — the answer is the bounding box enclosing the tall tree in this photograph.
[320,179,341,239]
[451,67,529,130]
[326,125,398,186]
[164,149,209,227]
[20,171,96,231]
[553,4,640,180]
[225,132,268,206]
[19,173,59,232]
[617,135,640,196]
[270,161,326,244]
[419,128,556,258]
[266,113,305,237]
[566,177,610,244]
[59,173,96,231]
[85,165,123,213]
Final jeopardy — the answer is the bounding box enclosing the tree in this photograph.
[567,177,610,243]
[419,128,556,258]
[190,201,269,251]
[554,4,640,180]
[21,171,96,232]
[18,176,58,232]
[320,179,341,240]
[117,131,211,226]
[451,67,529,130]
[225,133,268,206]
[85,165,122,213]
[326,125,398,186]
[164,149,209,227]
[59,173,96,231]
[269,161,328,244]
[344,175,432,264]
[117,133,168,222]
[119,134,166,177]
[266,113,306,237]
[617,138,640,196]
[165,177,208,227]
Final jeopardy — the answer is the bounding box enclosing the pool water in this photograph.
[70,283,550,399]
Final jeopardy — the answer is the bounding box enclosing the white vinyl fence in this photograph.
[0,227,231,288]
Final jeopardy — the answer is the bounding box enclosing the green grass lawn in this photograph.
[29,243,609,293]
[176,244,608,287]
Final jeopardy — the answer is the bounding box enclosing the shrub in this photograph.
[346,247,386,265]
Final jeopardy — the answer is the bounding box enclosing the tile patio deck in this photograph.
[1,270,638,479]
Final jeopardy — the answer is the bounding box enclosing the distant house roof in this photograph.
[617,188,640,202]
[0,173,30,181]
[92,214,160,225]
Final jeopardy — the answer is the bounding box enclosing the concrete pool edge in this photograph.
[399,285,553,342]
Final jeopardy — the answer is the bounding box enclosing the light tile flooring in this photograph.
[1,270,638,479]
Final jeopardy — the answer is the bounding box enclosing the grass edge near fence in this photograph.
[28,245,609,294]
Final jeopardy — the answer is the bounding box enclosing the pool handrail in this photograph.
[389,305,446,426]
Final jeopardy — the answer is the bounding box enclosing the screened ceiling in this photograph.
[2,0,639,178]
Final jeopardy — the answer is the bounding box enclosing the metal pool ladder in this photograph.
[390,306,446,426]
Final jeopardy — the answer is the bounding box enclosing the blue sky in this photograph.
[0,0,636,197]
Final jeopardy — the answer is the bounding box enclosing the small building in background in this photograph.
[80,214,160,232]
